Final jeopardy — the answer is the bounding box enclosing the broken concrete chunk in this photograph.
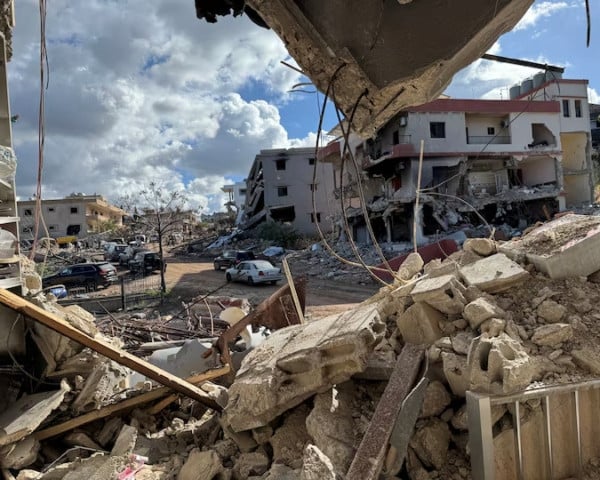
[441,352,469,397]
[71,359,130,414]
[396,252,424,282]
[463,297,505,329]
[63,432,102,451]
[571,348,600,375]
[410,274,467,314]
[306,385,356,473]
[0,436,40,470]
[464,238,496,257]
[178,449,225,480]
[451,404,506,431]
[270,406,311,470]
[451,331,475,356]
[480,318,506,337]
[232,451,269,480]
[223,304,385,432]
[251,425,273,446]
[410,419,450,470]
[261,464,300,480]
[0,380,70,446]
[419,381,451,418]
[111,425,138,456]
[537,299,567,323]
[468,333,533,395]
[459,253,529,293]
[531,323,573,347]
[397,303,444,345]
[97,417,123,448]
[300,445,336,480]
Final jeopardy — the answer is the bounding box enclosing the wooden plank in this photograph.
[346,344,424,480]
[0,289,220,410]
[34,365,230,441]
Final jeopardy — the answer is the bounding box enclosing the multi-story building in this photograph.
[222,181,247,225]
[242,147,336,235]
[18,194,126,241]
[319,75,594,245]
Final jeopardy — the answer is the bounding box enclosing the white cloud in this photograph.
[10,0,311,212]
[588,87,600,104]
[513,1,572,31]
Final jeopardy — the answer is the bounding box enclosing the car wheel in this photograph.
[226,273,232,282]
[214,262,220,271]
[86,280,96,292]
[270,280,277,285]
[247,276,254,286]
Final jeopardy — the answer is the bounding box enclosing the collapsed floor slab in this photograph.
[222,304,385,432]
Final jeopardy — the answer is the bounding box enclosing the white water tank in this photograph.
[509,85,521,99]
[520,79,534,95]
[533,72,546,88]
[545,71,563,82]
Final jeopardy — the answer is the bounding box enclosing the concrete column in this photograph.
[412,203,426,246]
[385,216,392,243]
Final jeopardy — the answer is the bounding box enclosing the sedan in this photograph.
[225,260,283,285]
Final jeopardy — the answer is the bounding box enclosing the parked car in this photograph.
[104,243,128,262]
[119,246,147,266]
[42,262,118,290]
[129,251,165,274]
[225,260,282,285]
[214,250,256,270]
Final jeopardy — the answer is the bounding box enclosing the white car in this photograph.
[225,260,283,285]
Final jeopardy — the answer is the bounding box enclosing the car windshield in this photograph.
[223,251,236,258]
[253,261,275,269]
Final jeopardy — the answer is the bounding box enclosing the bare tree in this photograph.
[120,182,189,295]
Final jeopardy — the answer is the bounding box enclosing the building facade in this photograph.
[18,195,126,241]
[222,181,247,225]
[242,147,336,235]
[319,75,594,245]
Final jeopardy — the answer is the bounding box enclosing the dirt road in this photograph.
[163,257,379,317]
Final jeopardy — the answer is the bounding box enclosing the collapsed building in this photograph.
[319,74,595,245]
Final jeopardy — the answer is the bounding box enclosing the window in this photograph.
[562,99,570,117]
[430,122,446,138]
[48,225,56,231]
[22,226,32,234]
[24,209,32,216]
[308,158,315,165]
[310,212,321,223]
[47,207,55,213]
[67,224,81,235]
[310,183,317,192]
[70,207,78,214]
[392,130,399,145]
[275,159,286,170]
[575,100,582,117]
[487,127,495,135]
[277,186,288,197]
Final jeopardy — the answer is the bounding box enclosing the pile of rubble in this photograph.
[3,214,600,479]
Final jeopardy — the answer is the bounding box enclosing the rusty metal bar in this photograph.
[346,344,424,480]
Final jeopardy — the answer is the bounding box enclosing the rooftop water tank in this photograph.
[545,71,563,82]
[520,78,534,96]
[509,85,521,99]
[533,72,546,88]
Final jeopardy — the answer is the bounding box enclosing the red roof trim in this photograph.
[408,99,560,114]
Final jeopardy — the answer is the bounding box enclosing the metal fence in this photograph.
[467,379,600,480]
[121,274,162,310]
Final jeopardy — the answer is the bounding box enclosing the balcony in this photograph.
[467,135,511,145]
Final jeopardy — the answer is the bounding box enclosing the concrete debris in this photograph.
[409,419,450,470]
[410,274,467,315]
[463,297,505,330]
[442,352,470,397]
[531,323,574,347]
[463,238,496,257]
[177,449,226,480]
[397,303,444,345]
[419,381,451,418]
[232,451,269,480]
[300,445,336,480]
[223,304,384,431]
[459,253,529,293]
[536,299,567,323]
[396,252,424,282]
[571,348,600,375]
[0,436,40,470]
[270,406,311,470]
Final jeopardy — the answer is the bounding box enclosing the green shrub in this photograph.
[255,221,300,248]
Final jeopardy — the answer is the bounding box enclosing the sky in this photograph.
[8,0,600,213]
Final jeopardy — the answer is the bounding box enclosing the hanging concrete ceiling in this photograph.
[245,0,533,137]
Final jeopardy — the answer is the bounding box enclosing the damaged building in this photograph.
[241,147,336,235]
[320,74,595,245]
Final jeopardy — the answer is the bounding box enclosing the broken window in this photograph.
[430,122,446,138]
[392,130,399,145]
[277,186,288,197]
[308,157,315,165]
[24,209,32,216]
[487,127,495,135]
[310,212,321,223]
[575,100,582,118]
[70,207,78,214]
[47,207,55,213]
[67,224,81,235]
[276,159,286,170]
[270,205,295,222]
[562,99,570,117]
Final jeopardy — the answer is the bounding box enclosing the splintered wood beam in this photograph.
[346,344,425,480]
[34,365,230,441]
[0,289,220,411]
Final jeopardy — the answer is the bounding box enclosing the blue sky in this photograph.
[8,0,599,213]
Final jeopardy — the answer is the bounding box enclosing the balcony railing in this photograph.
[467,135,511,145]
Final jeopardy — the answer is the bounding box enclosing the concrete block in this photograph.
[499,214,600,279]
[571,348,600,375]
[531,323,573,347]
[71,359,130,414]
[110,425,138,456]
[397,303,444,345]
[300,445,336,480]
[441,352,469,397]
[410,274,467,314]
[396,252,424,282]
[463,297,505,329]
[409,419,450,470]
[223,304,385,432]
[459,253,529,293]
[467,333,533,395]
